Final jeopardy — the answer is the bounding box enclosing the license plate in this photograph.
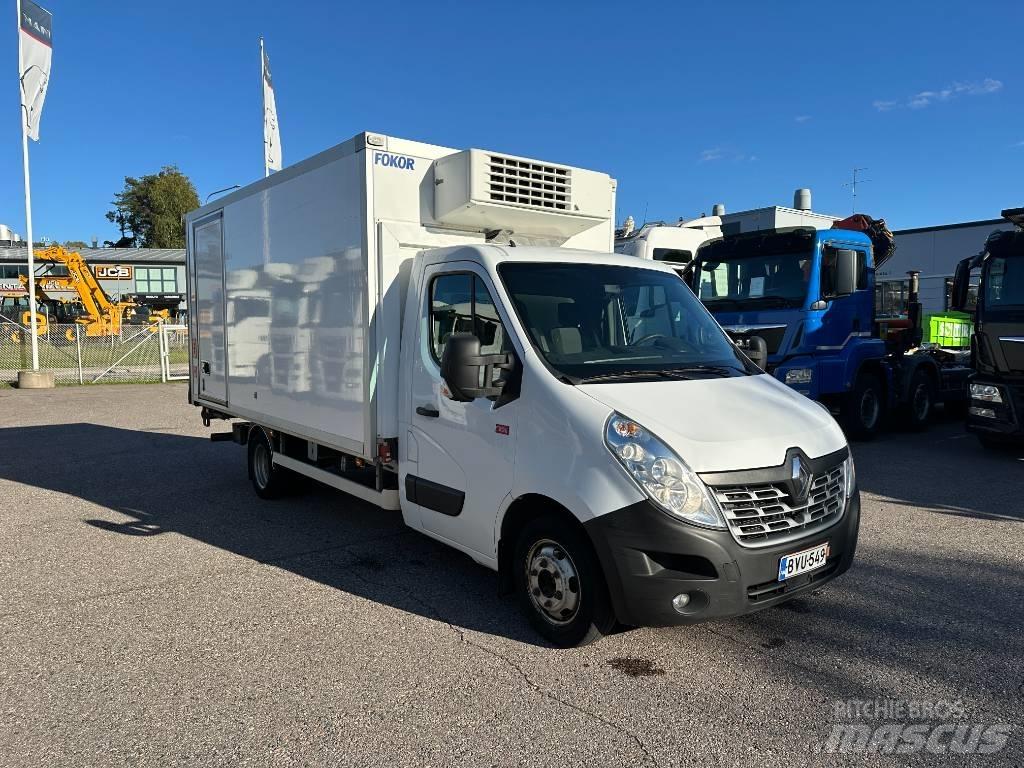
[778,542,830,582]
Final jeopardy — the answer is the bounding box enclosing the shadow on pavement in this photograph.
[0,422,541,645]
[852,410,1024,523]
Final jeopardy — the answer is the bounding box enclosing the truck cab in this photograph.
[397,245,859,645]
[690,225,970,438]
[953,208,1024,447]
[615,215,722,273]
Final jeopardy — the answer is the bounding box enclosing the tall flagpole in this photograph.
[17,0,39,371]
[260,36,268,179]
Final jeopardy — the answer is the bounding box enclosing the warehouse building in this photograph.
[879,217,1010,316]
[0,246,187,320]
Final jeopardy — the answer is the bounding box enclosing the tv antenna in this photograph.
[842,167,871,213]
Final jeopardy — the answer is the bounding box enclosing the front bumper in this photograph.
[584,489,860,627]
[966,377,1023,439]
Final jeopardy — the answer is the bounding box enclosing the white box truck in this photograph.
[186,132,860,646]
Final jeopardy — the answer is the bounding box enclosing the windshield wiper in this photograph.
[664,364,742,378]
[703,297,741,308]
[578,369,679,384]
[741,295,799,308]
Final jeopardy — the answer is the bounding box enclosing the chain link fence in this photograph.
[0,318,188,386]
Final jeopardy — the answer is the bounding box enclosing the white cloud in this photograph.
[698,147,753,163]
[875,78,1003,111]
[794,115,812,123]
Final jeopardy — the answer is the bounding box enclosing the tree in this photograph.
[106,165,199,248]
[61,240,88,250]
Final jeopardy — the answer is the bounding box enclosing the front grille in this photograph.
[487,155,571,210]
[711,463,846,548]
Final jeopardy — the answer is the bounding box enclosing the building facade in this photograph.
[880,219,1009,316]
[0,246,187,320]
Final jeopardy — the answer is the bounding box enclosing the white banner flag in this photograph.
[262,42,282,173]
[19,0,52,142]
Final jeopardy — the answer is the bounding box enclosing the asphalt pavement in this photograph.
[1,384,1021,767]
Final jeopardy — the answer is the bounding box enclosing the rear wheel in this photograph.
[247,428,290,499]
[842,372,884,440]
[902,369,934,431]
[514,514,615,647]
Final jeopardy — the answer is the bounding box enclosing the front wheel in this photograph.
[841,372,884,440]
[514,515,615,647]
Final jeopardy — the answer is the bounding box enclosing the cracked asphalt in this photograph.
[1,384,1022,767]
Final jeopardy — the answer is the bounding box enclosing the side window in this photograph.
[430,273,510,362]
[822,247,869,296]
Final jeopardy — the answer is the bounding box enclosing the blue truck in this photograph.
[688,221,970,438]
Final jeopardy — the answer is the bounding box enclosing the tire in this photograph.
[247,428,290,499]
[513,514,615,647]
[902,369,934,431]
[841,372,884,440]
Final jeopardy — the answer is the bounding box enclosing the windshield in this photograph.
[985,257,1024,309]
[498,262,755,383]
[696,251,811,309]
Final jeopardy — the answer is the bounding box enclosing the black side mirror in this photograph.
[951,258,971,311]
[733,334,768,370]
[831,249,859,298]
[440,332,515,402]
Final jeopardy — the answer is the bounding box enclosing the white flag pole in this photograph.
[16,0,39,371]
[260,36,268,179]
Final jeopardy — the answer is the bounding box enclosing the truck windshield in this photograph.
[498,263,755,382]
[696,251,810,310]
[985,257,1024,308]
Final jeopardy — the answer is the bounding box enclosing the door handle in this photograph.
[201,360,210,374]
[416,405,440,418]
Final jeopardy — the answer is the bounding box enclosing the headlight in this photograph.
[969,406,996,419]
[605,414,725,528]
[970,383,1002,403]
[843,453,856,499]
[785,368,813,385]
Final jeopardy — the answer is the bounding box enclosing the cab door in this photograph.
[404,263,520,560]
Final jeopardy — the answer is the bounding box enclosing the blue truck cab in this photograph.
[690,226,970,438]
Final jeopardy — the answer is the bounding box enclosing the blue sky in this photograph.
[3,0,1020,243]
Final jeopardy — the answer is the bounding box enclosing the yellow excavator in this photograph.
[16,246,169,338]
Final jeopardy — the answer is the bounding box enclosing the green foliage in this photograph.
[61,240,89,250]
[106,166,199,248]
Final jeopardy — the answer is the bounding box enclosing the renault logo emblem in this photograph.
[790,455,813,504]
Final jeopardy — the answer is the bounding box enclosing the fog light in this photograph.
[969,406,996,419]
[785,368,813,385]
[672,593,691,613]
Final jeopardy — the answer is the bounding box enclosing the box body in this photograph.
[185,132,615,459]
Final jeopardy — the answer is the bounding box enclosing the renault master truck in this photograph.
[187,132,860,646]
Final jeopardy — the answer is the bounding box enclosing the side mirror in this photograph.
[440,332,515,402]
[831,249,859,298]
[733,334,768,370]
[951,258,971,311]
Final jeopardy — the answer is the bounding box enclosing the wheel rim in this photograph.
[253,442,272,488]
[912,383,930,421]
[525,538,581,625]
[860,388,880,429]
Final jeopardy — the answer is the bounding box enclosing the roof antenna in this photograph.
[640,201,649,228]
[842,167,871,214]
